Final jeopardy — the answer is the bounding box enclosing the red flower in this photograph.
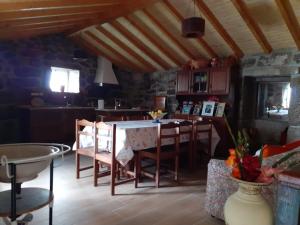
[242,155,261,182]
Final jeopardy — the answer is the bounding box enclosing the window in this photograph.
[257,78,291,121]
[49,67,79,93]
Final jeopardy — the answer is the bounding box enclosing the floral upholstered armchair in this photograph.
[205,146,300,221]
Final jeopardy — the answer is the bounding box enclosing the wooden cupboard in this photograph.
[176,66,233,95]
[18,106,96,144]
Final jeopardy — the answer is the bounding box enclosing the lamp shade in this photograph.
[182,17,205,38]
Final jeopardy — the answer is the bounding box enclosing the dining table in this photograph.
[73,119,220,166]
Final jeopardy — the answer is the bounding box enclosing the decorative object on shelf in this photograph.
[148,110,167,123]
[181,101,193,114]
[223,116,300,225]
[210,56,237,67]
[183,58,210,70]
[201,101,215,116]
[193,102,202,115]
[215,102,226,117]
[182,0,205,38]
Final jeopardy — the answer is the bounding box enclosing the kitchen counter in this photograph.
[18,105,95,110]
[95,108,149,112]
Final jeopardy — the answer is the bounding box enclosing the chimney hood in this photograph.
[94,57,119,86]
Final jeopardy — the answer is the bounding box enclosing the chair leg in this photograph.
[111,161,116,196]
[76,153,80,179]
[134,153,139,188]
[93,160,99,187]
[188,141,194,171]
[155,158,160,188]
[175,155,179,182]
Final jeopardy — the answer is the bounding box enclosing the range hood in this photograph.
[94,57,119,86]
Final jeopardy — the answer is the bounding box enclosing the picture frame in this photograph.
[193,103,202,115]
[201,101,215,116]
[182,104,192,114]
[215,102,226,117]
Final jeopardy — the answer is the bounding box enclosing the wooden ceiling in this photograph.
[1,0,300,72]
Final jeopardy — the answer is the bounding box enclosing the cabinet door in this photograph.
[176,70,191,94]
[209,67,230,95]
[191,69,209,94]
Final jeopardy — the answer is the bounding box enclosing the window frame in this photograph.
[49,66,80,93]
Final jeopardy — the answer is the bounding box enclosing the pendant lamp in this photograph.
[182,0,205,38]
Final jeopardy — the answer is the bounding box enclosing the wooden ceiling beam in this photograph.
[68,0,160,35]
[0,14,103,28]
[72,34,131,72]
[162,0,217,58]
[85,30,144,72]
[0,18,100,30]
[142,9,197,60]
[275,0,300,50]
[0,0,123,12]
[96,26,157,72]
[0,6,117,21]
[110,20,169,70]
[195,0,244,58]
[125,15,182,67]
[1,23,78,33]
[231,0,272,53]
[0,26,73,40]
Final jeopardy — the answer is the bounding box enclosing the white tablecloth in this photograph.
[73,119,220,165]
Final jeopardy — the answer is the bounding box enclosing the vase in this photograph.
[224,177,273,225]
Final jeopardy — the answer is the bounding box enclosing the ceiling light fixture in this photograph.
[182,0,205,38]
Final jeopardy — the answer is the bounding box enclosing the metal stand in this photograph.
[7,160,54,225]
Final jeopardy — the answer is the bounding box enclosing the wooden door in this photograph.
[209,67,230,95]
[176,69,191,94]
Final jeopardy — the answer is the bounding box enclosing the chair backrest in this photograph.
[157,122,180,153]
[179,120,194,140]
[95,122,116,157]
[154,96,166,111]
[126,115,145,121]
[75,119,96,150]
[194,120,213,155]
[100,115,126,122]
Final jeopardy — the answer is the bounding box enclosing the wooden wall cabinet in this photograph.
[176,66,232,95]
[176,69,191,94]
[209,67,230,95]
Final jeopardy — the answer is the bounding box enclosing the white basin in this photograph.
[0,144,60,183]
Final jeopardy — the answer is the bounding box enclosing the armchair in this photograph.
[205,144,300,221]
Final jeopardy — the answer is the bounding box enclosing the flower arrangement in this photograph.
[148,110,167,121]
[225,116,299,183]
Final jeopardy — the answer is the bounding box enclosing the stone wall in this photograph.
[111,68,178,113]
[0,34,97,105]
[241,49,300,144]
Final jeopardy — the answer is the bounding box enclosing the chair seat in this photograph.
[77,147,95,157]
[95,151,112,164]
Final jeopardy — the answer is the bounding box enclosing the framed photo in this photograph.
[215,102,226,117]
[182,104,192,114]
[201,101,215,116]
[193,103,202,115]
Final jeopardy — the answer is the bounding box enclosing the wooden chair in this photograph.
[178,120,194,170]
[75,119,96,180]
[136,122,180,188]
[126,115,145,121]
[154,96,166,111]
[97,115,126,122]
[95,122,136,195]
[193,120,213,165]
